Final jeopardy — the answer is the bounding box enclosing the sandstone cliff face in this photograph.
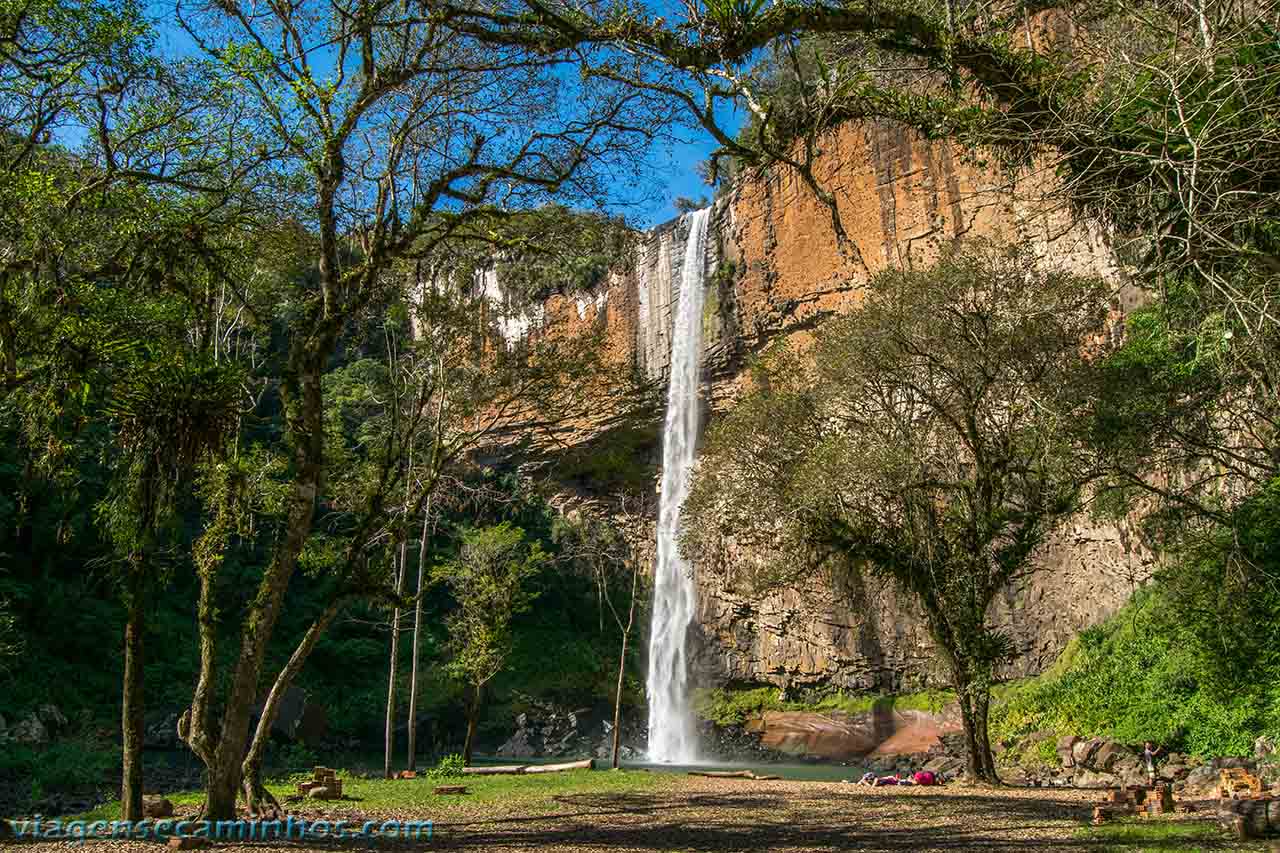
[525,120,1153,692]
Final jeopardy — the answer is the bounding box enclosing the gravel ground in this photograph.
[3,776,1247,852]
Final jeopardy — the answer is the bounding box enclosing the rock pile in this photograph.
[297,767,343,800]
[0,705,68,745]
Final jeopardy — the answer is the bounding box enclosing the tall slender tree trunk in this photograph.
[611,561,640,770]
[242,600,343,814]
[406,505,431,772]
[121,570,145,821]
[463,685,482,767]
[384,546,408,779]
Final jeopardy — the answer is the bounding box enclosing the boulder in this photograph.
[1113,756,1147,788]
[143,797,175,818]
[1214,756,1258,772]
[1181,764,1218,794]
[146,713,184,750]
[1073,768,1117,789]
[923,755,966,777]
[1072,738,1103,768]
[306,786,334,800]
[497,729,538,758]
[296,700,328,745]
[1255,736,1276,761]
[10,712,48,744]
[1057,735,1080,767]
[1091,740,1133,772]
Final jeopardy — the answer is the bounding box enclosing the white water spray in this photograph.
[646,207,712,764]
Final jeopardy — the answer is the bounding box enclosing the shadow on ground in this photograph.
[420,786,1243,852]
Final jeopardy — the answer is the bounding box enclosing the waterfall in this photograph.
[646,207,712,764]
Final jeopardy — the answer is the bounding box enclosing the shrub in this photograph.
[990,584,1277,757]
[426,753,465,780]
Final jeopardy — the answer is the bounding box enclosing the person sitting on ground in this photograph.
[1142,741,1164,786]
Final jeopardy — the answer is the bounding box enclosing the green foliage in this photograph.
[436,523,546,692]
[555,424,659,493]
[1074,815,1246,851]
[990,584,1278,758]
[426,753,466,780]
[0,737,117,807]
[693,687,785,726]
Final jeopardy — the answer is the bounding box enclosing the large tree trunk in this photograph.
[384,548,407,779]
[974,687,999,783]
[406,507,431,772]
[463,685,482,767]
[121,574,145,822]
[953,667,1000,785]
[196,424,324,820]
[241,600,344,815]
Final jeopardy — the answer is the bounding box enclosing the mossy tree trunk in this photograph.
[241,600,343,815]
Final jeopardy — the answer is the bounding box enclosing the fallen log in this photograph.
[524,759,595,774]
[433,785,469,795]
[688,770,755,779]
[461,765,528,775]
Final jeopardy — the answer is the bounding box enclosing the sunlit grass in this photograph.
[1075,816,1272,852]
[65,767,669,823]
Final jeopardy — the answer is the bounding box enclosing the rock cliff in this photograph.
[519,120,1154,692]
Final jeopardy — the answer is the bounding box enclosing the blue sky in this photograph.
[147,1,743,230]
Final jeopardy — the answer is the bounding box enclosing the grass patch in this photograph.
[65,768,670,822]
[692,685,957,726]
[1075,817,1270,852]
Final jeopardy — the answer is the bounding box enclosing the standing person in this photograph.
[1143,741,1164,786]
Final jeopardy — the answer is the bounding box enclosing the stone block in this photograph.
[143,797,174,818]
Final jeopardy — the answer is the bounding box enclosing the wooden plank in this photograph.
[461,765,528,775]
[523,759,595,774]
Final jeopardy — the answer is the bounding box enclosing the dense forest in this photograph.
[1,0,1278,828]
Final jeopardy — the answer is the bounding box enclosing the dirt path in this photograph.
[3,776,1237,852]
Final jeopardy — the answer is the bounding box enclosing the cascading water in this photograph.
[646,207,712,764]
